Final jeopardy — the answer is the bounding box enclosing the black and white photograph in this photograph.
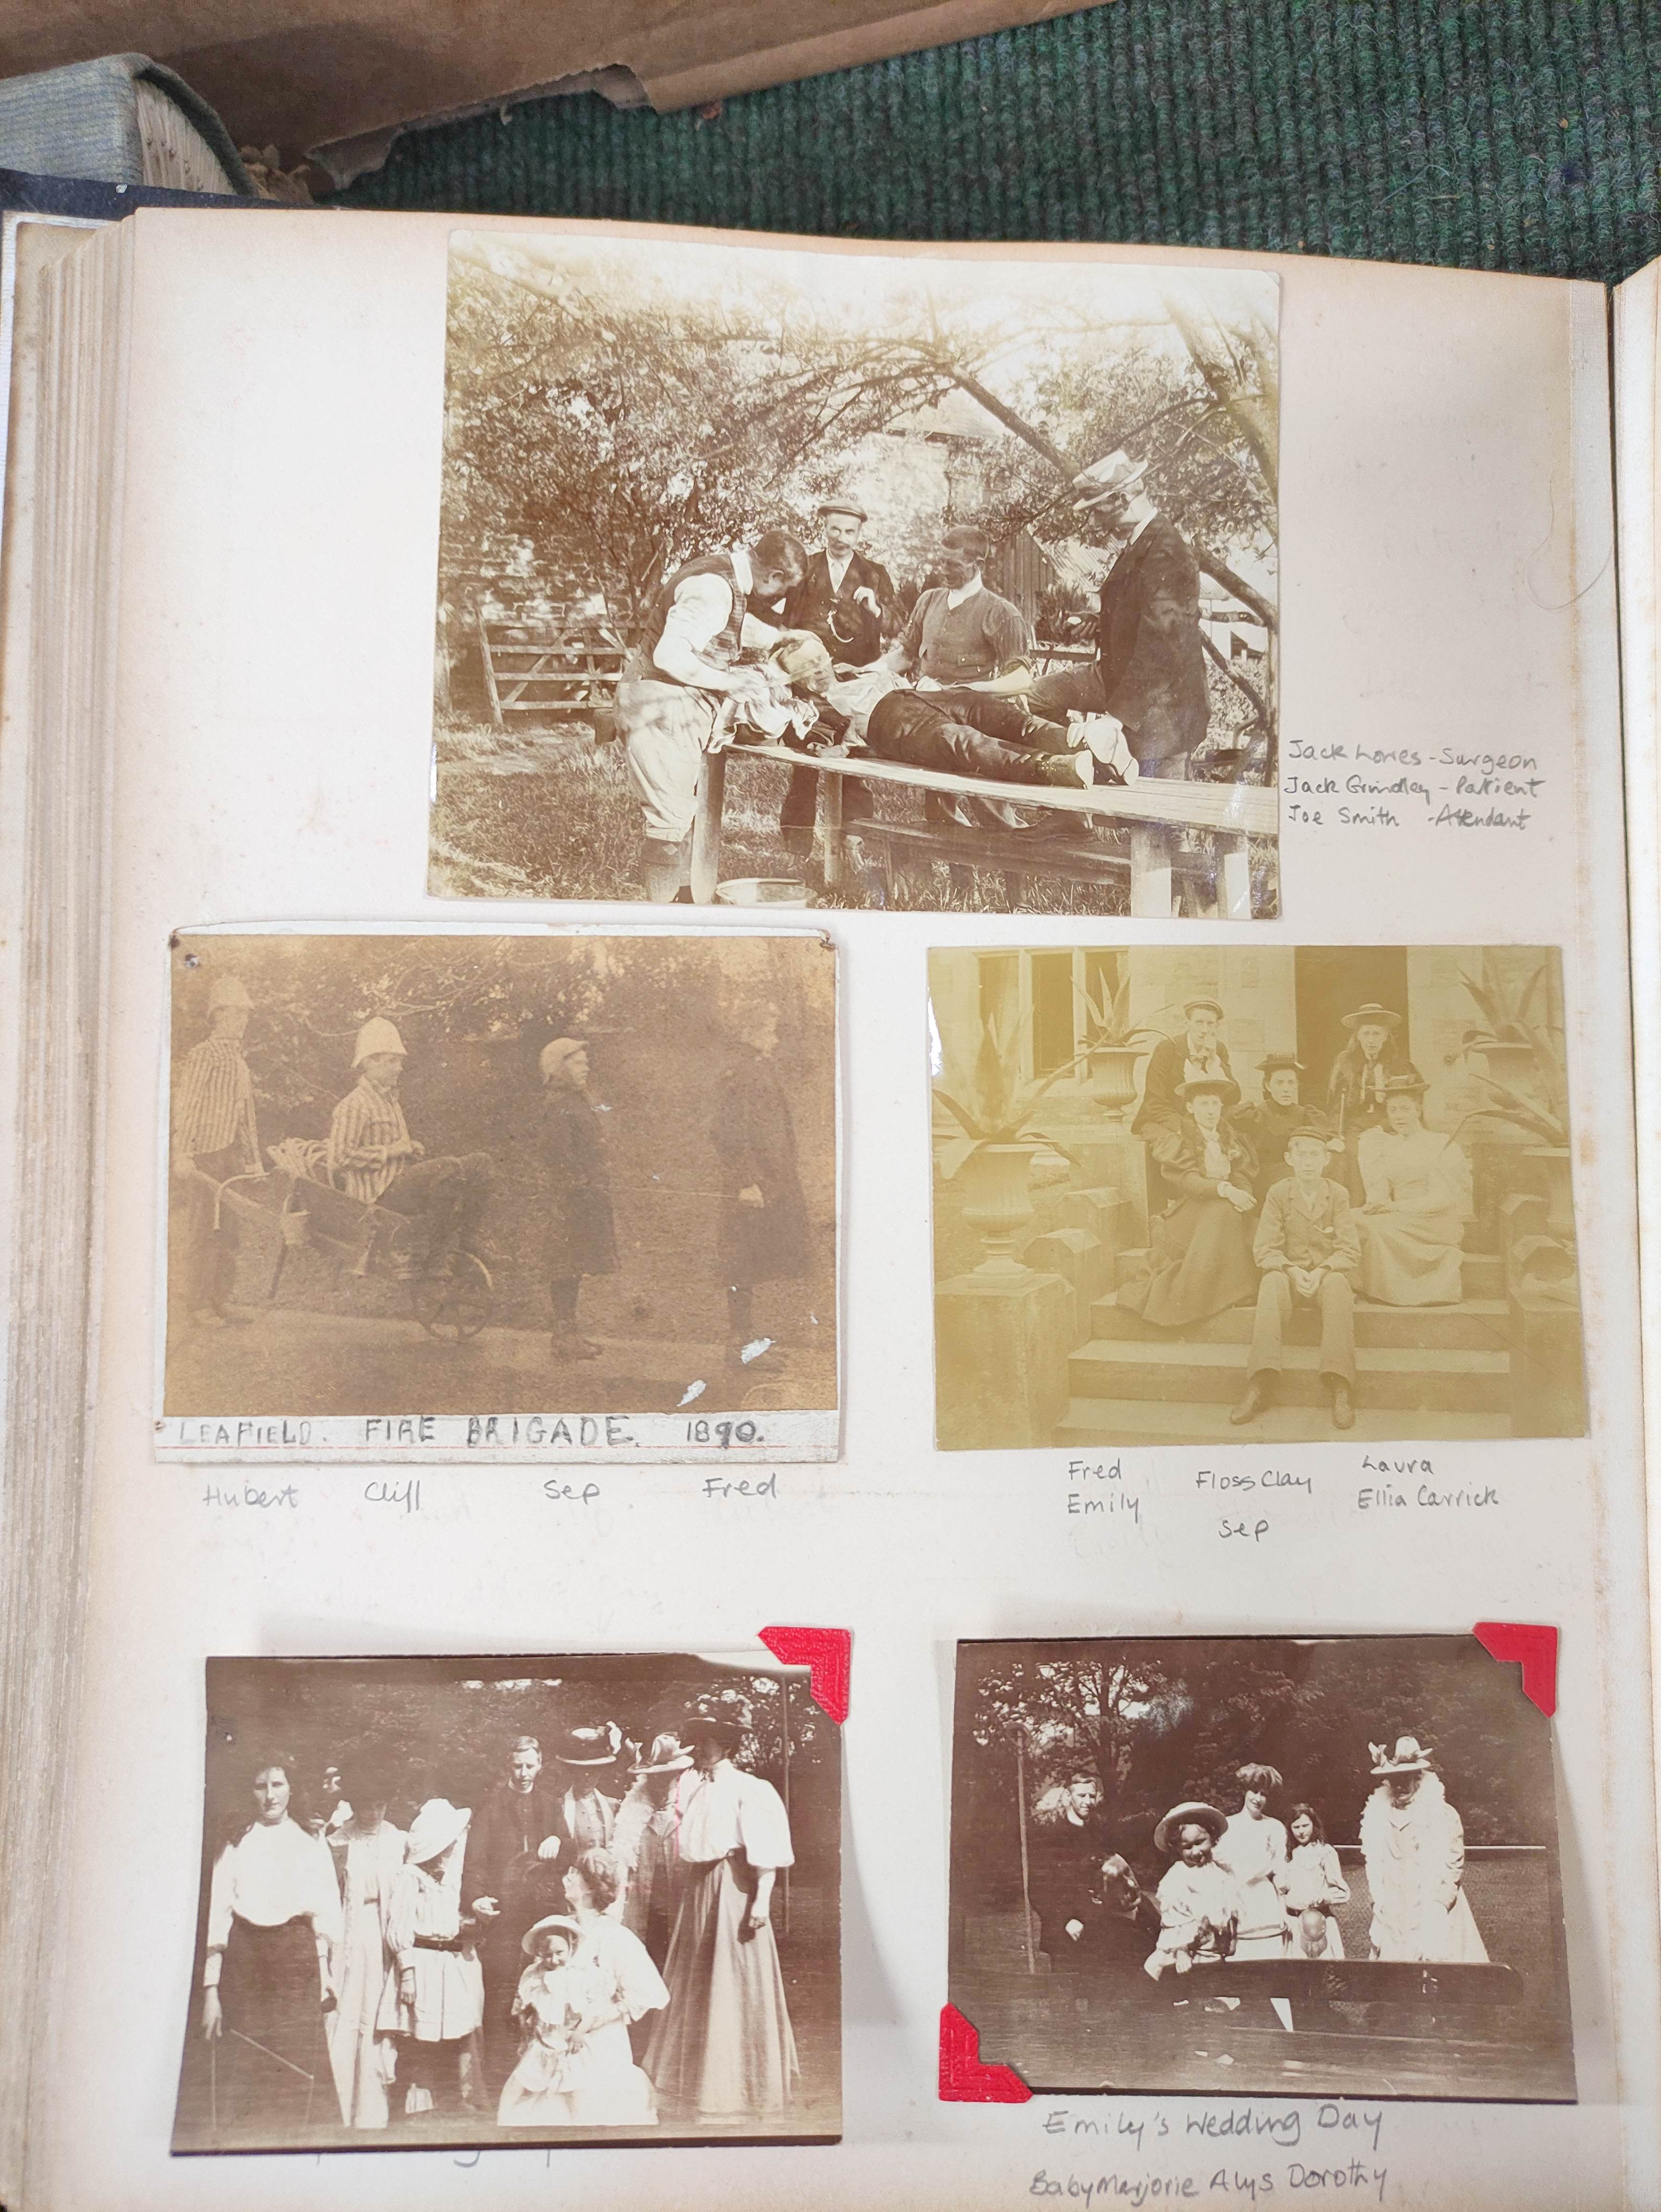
[172,1652,842,2152]
[431,230,1277,920]
[158,931,837,1458]
[949,1635,1574,2102]
[930,943,1584,1448]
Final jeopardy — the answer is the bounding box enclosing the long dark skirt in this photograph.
[642,1856,798,2121]
[546,1184,618,1277]
[719,1189,811,1287]
[215,1914,331,2138]
[1118,1195,1257,1327]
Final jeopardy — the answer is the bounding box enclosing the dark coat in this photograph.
[1095,515,1210,768]
[1237,1095,1324,1192]
[1132,1034,1239,1138]
[713,1046,812,1286]
[464,1780,576,1944]
[541,1084,618,1279]
[782,547,900,667]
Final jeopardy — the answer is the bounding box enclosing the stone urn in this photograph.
[1479,1040,1538,1086]
[958,1142,1041,1276]
[1085,1044,1147,1118]
[1522,1143,1576,1247]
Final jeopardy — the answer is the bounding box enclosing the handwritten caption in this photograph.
[1033,2103,1387,2205]
[1063,1456,1502,1545]
[1282,740,1544,833]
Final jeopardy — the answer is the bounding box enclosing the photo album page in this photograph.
[0,207,1656,2212]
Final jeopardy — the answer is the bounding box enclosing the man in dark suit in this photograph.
[1132,996,1239,1139]
[779,497,900,853]
[464,1734,576,2089]
[1028,448,1212,780]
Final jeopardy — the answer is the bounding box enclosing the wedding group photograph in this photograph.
[430,230,1278,921]
[948,1635,1573,2102]
[163,931,838,1429]
[930,942,1584,1449]
[172,1653,842,2151]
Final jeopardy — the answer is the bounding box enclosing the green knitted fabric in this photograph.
[339,0,1661,284]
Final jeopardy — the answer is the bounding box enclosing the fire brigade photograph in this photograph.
[159,931,838,1451]
[929,942,1584,1449]
[947,1635,1574,2102]
[171,1651,842,2153]
[430,229,1278,921]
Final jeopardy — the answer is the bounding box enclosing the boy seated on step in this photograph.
[1229,1115,1361,1434]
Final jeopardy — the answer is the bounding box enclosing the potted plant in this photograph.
[933,1007,1085,1276]
[1453,1021,1575,1261]
[1458,959,1552,1085]
[1077,973,1167,1117]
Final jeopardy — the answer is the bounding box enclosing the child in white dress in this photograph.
[1283,1801,1350,1958]
[497,1919,591,2125]
[1144,1802,1242,1980]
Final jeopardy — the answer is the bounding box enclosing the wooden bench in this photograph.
[691,741,1278,918]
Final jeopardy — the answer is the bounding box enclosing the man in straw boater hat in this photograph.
[1143,1800,1241,1980]
[1358,1735,1488,1963]
[325,1016,493,1278]
[1231,1113,1362,1432]
[536,1037,616,1363]
[1132,993,1240,1140]
[171,972,263,1330]
[1027,447,1212,783]
[1325,1000,1412,1198]
[614,527,810,902]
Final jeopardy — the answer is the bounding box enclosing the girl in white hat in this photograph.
[375,1799,484,2121]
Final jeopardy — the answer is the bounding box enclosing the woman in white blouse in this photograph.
[324,1759,406,2129]
[199,1757,342,2137]
[1212,1762,1292,1958]
[642,1697,799,2121]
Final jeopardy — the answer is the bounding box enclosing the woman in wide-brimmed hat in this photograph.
[1355,1070,1472,1306]
[1144,1802,1240,1980]
[1325,1003,1413,1198]
[1213,1763,1292,1958]
[548,1721,625,1853]
[376,1798,484,2122]
[1359,1737,1488,1962]
[1118,1075,1259,1327]
[614,1734,695,1969]
[643,1695,799,2121]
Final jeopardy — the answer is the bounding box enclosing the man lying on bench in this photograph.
[762,632,1133,832]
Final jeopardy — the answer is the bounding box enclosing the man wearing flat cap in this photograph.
[778,496,901,854]
[1028,448,1212,781]
[1231,1112,1361,1431]
[1133,995,1240,1141]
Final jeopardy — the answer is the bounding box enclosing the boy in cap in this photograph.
[327,1018,492,1277]
[1231,1117,1362,1430]
[171,973,263,1328]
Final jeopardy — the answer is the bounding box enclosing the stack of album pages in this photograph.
[0,205,1659,2211]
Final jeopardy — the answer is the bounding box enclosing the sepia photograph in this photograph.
[431,230,1277,922]
[158,931,837,1457]
[172,1652,841,2152]
[930,943,1584,1448]
[949,1635,1574,2102]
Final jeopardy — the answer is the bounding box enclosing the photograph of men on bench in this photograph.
[947,1636,1575,2103]
[929,944,1584,1449]
[431,231,1277,919]
[164,931,836,1427]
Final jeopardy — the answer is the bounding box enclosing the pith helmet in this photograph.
[353,1017,407,1066]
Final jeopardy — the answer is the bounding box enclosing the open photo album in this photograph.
[0,205,1658,2210]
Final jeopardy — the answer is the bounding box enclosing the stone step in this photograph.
[1054,1397,1514,1446]
[1462,1253,1504,1299]
[1066,1337,1510,1413]
[1088,1293,1510,1352]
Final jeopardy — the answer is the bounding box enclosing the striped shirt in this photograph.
[173,1038,259,1165]
[327,1078,410,1203]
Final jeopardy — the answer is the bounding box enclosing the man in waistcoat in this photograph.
[1028,449,1211,780]
[617,529,809,902]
